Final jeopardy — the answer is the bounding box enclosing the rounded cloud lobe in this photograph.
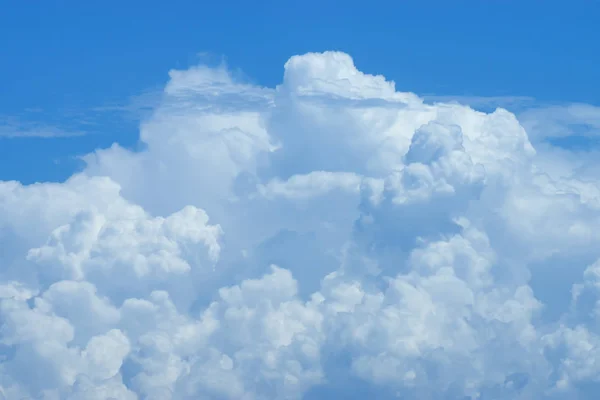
[2,51,600,399]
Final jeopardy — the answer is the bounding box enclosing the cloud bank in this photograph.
[2,51,600,399]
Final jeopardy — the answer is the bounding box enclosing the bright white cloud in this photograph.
[1,51,600,399]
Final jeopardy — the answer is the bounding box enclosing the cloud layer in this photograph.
[2,51,600,399]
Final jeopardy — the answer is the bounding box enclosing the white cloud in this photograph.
[1,51,600,399]
[518,103,600,142]
[423,94,536,111]
[515,103,600,181]
[0,117,85,138]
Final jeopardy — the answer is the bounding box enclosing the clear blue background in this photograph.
[1,0,599,183]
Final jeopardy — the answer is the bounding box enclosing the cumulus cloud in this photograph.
[2,51,600,399]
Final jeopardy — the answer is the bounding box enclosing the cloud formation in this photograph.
[2,51,600,399]
[0,116,85,138]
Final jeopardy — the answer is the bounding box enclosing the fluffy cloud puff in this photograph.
[1,51,600,399]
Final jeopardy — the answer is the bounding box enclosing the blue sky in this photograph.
[2,1,599,183]
[4,3,600,399]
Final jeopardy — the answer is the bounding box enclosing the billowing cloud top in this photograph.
[1,51,600,399]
